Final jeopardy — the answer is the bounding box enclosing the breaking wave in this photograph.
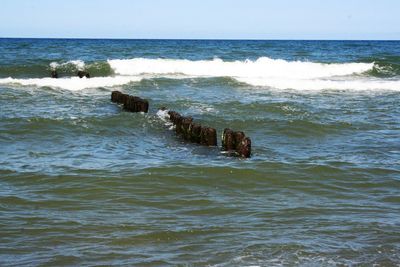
[0,76,142,91]
[50,60,86,71]
[108,57,374,79]
[108,57,400,91]
[1,57,400,91]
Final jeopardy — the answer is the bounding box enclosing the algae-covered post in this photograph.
[188,123,202,143]
[200,127,217,146]
[51,70,58,78]
[111,91,123,103]
[77,71,90,78]
[111,91,149,113]
[166,109,217,147]
[222,128,251,158]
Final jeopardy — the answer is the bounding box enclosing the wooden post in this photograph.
[221,128,251,158]
[111,91,149,113]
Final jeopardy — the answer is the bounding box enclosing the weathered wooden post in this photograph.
[237,137,252,158]
[222,128,235,151]
[111,91,149,113]
[200,127,217,146]
[181,117,193,140]
[111,91,123,103]
[222,128,252,158]
[77,71,90,78]
[189,123,202,143]
[51,70,58,78]
[165,109,217,147]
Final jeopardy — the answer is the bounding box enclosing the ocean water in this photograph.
[0,39,400,266]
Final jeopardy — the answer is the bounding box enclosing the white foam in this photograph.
[237,77,400,91]
[2,57,400,91]
[0,76,142,91]
[108,57,373,79]
[156,109,170,122]
[49,62,59,70]
[50,60,86,70]
[108,57,400,91]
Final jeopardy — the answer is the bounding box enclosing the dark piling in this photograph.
[77,71,90,78]
[222,128,252,158]
[111,91,123,103]
[189,123,202,143]
[51,70,58,78]
[200,127,217,146]
[111,91,149,113]
[166,110,217,147]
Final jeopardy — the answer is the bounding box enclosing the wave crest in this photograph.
[0,76,142,91]
[50,60,85,71]
[1,57,400,91]
[108,57,374,79]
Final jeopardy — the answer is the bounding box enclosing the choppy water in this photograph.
[1,39,400,266]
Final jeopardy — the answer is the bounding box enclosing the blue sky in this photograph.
[1,0,399,39]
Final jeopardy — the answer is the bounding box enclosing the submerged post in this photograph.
[77,71,90,78]
[166,110,217,147]
[111,91,149,113]
[51,70,58,78]
[222,128,251,158]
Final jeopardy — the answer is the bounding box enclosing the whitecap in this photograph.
[106,57,400,91]
[0,76,142,91]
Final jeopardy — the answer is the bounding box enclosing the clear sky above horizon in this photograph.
[1,0,399,40]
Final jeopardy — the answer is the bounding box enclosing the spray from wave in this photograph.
[0,57,399,91]
[50,60,86,71]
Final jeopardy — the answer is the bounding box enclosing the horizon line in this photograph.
[1,37,399,42]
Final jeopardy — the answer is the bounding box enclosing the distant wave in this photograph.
[108,57,400,91]
[49,60,113,77]
[1,57,400,91]
[108,57,374,79]
[0,76,141,91]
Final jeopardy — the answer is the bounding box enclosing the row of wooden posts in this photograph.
[51,70,90,79]
[111,91,252,158]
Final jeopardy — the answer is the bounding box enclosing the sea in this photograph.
[0,38,399,266]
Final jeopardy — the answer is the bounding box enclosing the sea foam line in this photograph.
[1,57,400,91]
[107,57,400,91]
[108,57,374,79]
[0,76,142,91]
